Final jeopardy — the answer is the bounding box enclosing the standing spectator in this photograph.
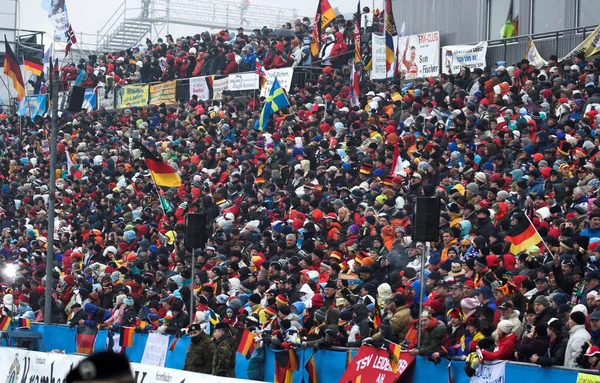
[183,322,216,373]
[531,318,568,366]
[212,322,237,377]
[564,311,591,367]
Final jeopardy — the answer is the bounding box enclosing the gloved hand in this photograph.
[362,337,373,345]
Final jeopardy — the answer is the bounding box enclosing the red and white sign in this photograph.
[338,345,415,383]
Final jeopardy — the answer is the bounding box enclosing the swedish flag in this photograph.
[258,77,290,131]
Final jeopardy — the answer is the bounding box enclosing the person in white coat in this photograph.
[319,35,335,67]
[564,311,591,368]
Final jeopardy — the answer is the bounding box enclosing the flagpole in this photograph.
[523,212,555,258]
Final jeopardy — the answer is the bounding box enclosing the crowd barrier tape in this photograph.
[4,324,597,382]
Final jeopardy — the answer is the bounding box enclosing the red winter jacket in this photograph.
[223,53,239,74]
[330,32,348,60]
[272,53,290,68]
[481,333,517,361]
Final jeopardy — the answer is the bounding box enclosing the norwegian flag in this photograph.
[65,25,77,56]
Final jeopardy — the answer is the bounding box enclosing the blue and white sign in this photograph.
[18,95,47,117]
[82,88,97,111]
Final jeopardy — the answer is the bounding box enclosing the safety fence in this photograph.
[1,324,598,383]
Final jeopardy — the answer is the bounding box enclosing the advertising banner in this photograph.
[370,33,390,80]
[442,41,488,75]
[260,68,294,98]
[17,95,47,117]
[82,88,97,111]
[148,81,177,105]
[338,345,415,383]
[212,76,229,99]
[397,31,440,79]
[189,76,211,101]
[228,72,259,91]
[97,86,115,109]
[471,361,507,383]
[120,85,149,108]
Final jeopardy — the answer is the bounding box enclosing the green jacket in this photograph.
[183,332,216,374]
[212,334,237,377]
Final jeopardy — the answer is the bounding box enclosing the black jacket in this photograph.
[535,332,568,366]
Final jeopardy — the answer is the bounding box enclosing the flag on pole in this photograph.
[23,55,43,76]
[159,193,174,213]
[353,1,362,63]
[0,315,11,330]
[500,0,519,38]
[3,36,25,101]
[349,63,360,108]
[258,77,289,131]
[43,43,53,64]
[76,325,98,354]
[505,213,542,254]
[388,341,402,373]
[310,0,336,57]
[384,0,398,73]
[65,25,77,56]
[138,143,181,187]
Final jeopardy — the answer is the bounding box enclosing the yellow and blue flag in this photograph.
[384,0,397,73]
[258,77,289,131]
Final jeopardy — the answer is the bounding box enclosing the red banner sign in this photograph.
[338,345,415,383]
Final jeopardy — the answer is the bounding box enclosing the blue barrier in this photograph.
[6,325,591,383]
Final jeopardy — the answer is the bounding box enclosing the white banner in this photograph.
[212,76,229,99]
[442,41,488,75]
[189,76,211,101]
[260,68,294,98]
[0,348,262,383]
[228,72,259,91]
[471,361,506,383]
[141,332,169,367]
[397,31,440,79]
[370,33,391,80]
[97,86,116,109]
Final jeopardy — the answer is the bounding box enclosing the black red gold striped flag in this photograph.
[373,308,382,329]
[388,341,402,373]
[119,326,135,348]
[138,142,181,187]
[3,36,25,100]
[18,318,30,328]
[306,354,318,383]
[76,325,98,354]
[505,213,542,254]
[0,315,11,330]
[274,349,298,383]
[23,55,43,76]
[236,329,256,358]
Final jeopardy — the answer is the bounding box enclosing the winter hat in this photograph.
[314,308,326,322]
[123,296,134,306]
[110,271,121,283]
[585,346,600,357]
[533,296,550,308]
[547,317,562,331]
[195,311,206,324]
[570,311,586,325]
[497,320,515,334]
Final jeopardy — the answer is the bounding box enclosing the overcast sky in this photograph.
[19,0,364,50]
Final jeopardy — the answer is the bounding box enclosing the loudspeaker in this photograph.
[66,86,85,112]
[413,197,441,242]
[185,213,207,249]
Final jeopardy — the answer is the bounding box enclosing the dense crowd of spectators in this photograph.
[3,7,600,378]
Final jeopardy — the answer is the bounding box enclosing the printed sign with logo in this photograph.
[120,84,149,108]
[338,345,415,383]
[397,31,440,79]
[442,41,488,75]
[228,72,259,91]
[17,95,47,117]
[212,76,229,99]
[189,76,211,101]
[260,68,294,98]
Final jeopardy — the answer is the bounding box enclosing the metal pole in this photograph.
[190,250,195,326]
[44,64,59,324]
[416,241,427,349]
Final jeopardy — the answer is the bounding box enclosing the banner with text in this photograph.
[397,31,440,79]
[149,81,177,105]
[371,33,392,80]
[0,348,262,383]
[442,41,488,75]
[338,345,415,383]
[120,85,149,108]
[17,95,47,117]
[189,76,212,101]
[228,72,259,91]
[83,88,97,112]
[470,361,506,383]
[212,76,229,99]
[260,68,294,98]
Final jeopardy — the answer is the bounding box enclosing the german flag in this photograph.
[76,325,98,355]
[274,349,298,383]
[306,354,318,383]
[23,55,43,76]
[138,142,181,188]
[135,318,148,330]
[18,318,30,328]
[310,0,336,57]
[255,177,266,184]
[3,36,25,100]
[119,326,135,348]
[237,329,256,358]
[388,341,402,373]
[0,315,11,330]
[373,308,382,329]
[505,213,542,254]
[346,350,353,368]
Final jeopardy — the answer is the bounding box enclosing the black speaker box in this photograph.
[67,86,85,112]
[185,213,207,249]
[413,197,441,242]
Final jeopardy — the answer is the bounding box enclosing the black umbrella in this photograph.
[269,28,297,38]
